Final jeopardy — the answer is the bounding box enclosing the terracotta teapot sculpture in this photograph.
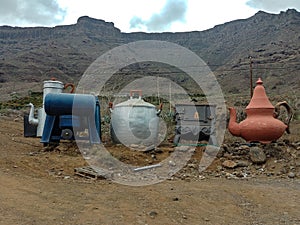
[228,78,293,143]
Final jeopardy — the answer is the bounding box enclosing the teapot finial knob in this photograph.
[256,78,263,85]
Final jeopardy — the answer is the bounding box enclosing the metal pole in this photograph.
[169,82,172,114]
[157,76,160,105]
[249,56,253,98]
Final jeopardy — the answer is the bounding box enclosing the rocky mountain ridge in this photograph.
[0,9,299,101]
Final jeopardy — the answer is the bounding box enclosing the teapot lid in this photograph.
[246,78,274,109]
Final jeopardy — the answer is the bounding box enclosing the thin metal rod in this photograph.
[249,56,253,98]
[133,164,162,172]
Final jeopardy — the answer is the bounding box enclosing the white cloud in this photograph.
[130,0,188,32]
[0,0,66,26]
[1,0,299,31]
[246,0,300,12]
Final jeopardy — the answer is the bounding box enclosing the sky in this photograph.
[0,0,299,32]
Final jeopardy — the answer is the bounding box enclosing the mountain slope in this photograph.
[0,9,299,100]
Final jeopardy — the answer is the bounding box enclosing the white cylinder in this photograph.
[43,80,64,105]
[37,80,65,137]
[36,108,44,137]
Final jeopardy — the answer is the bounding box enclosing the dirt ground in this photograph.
[0,115,299,225]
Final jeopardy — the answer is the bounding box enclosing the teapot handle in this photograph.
[274,101,293,134]
[156,103,163,116]
[64,83,75,93]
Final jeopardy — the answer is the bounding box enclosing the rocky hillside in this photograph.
[0,9,299,101]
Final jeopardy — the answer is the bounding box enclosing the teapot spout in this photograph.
[228,107,241,137]
[28,103,39,125]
